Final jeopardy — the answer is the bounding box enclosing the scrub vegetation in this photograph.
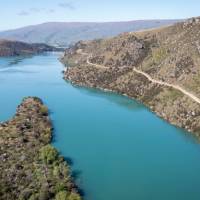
[0,97,82,200]
[62,17,200,137]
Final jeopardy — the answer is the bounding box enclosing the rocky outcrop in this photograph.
[0,97,81,200]
[0,40,61,57]
[62,17,200,138]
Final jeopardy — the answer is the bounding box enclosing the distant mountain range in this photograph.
[0,20,181,47]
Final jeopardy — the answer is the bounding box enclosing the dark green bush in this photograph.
[55,191,69,200]
[68,193,82,200]
[39,145,58,164]
[40,105,48,116]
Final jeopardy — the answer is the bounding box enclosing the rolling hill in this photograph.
[0,20,180,47]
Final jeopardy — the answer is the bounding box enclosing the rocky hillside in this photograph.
[0,97,81,200]
[0,40,60,56]
[62,17,200,137]
[0,20,180,46]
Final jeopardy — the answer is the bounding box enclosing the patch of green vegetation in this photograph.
[40,105,48,115]
[169,89,183,100]
[65,59,78,67]
[55,191,82,200]
[141,56,155,71]
[39,145,58,164]
[160,88,183,103]
[152,47,168,64]
[0,97,82,200]
[55,191,69,200]
[186,72,200,94]
[68,193,82,200]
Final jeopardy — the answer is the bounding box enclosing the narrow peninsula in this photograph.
[0,97,81,200]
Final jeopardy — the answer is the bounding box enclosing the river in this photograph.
[0,53,200,200]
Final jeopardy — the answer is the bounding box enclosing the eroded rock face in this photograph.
[62,17,200,137]
[0,97,81,200]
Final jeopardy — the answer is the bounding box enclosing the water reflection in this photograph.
[0,69,38,73]
[67,83,200,144]
[8,56,31,66]
[69,83,144,112]
[0,56,31,70]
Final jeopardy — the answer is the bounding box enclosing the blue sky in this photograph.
[0,0,199,30]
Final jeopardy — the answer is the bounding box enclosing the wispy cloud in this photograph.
[18,11,30,16]
[47,9,55,13]
[29,8,41,13]
[17,1,75,17]
[18,7,54,16]
[58,2,75,10]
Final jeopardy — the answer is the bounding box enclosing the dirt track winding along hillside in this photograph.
[62,17,200,137]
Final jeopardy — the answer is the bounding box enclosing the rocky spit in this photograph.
[0,97,81,200]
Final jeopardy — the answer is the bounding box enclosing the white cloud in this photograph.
[18,11,30,16]
[58,2,75,10]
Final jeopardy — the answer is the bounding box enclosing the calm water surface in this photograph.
[0,53,200,200]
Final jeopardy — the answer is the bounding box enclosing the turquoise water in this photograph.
[0,53,200,200]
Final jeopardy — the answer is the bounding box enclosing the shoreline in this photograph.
[0,97,82,200]
[61,17,200,139]
[64,72,198,138]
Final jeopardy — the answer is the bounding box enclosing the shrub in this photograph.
[53,163,70,178]
[38,188,49,200]
[19,188,33,200]
[68,193,82,200]
[40,105,48,116]
[55,182,67,193]
[152,47,168,64]
[28,193,39,200]
[55,191,69,200]
[39,145,58,164]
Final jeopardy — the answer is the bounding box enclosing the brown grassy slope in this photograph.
[62,17,200,137]
[134,18,200,97]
